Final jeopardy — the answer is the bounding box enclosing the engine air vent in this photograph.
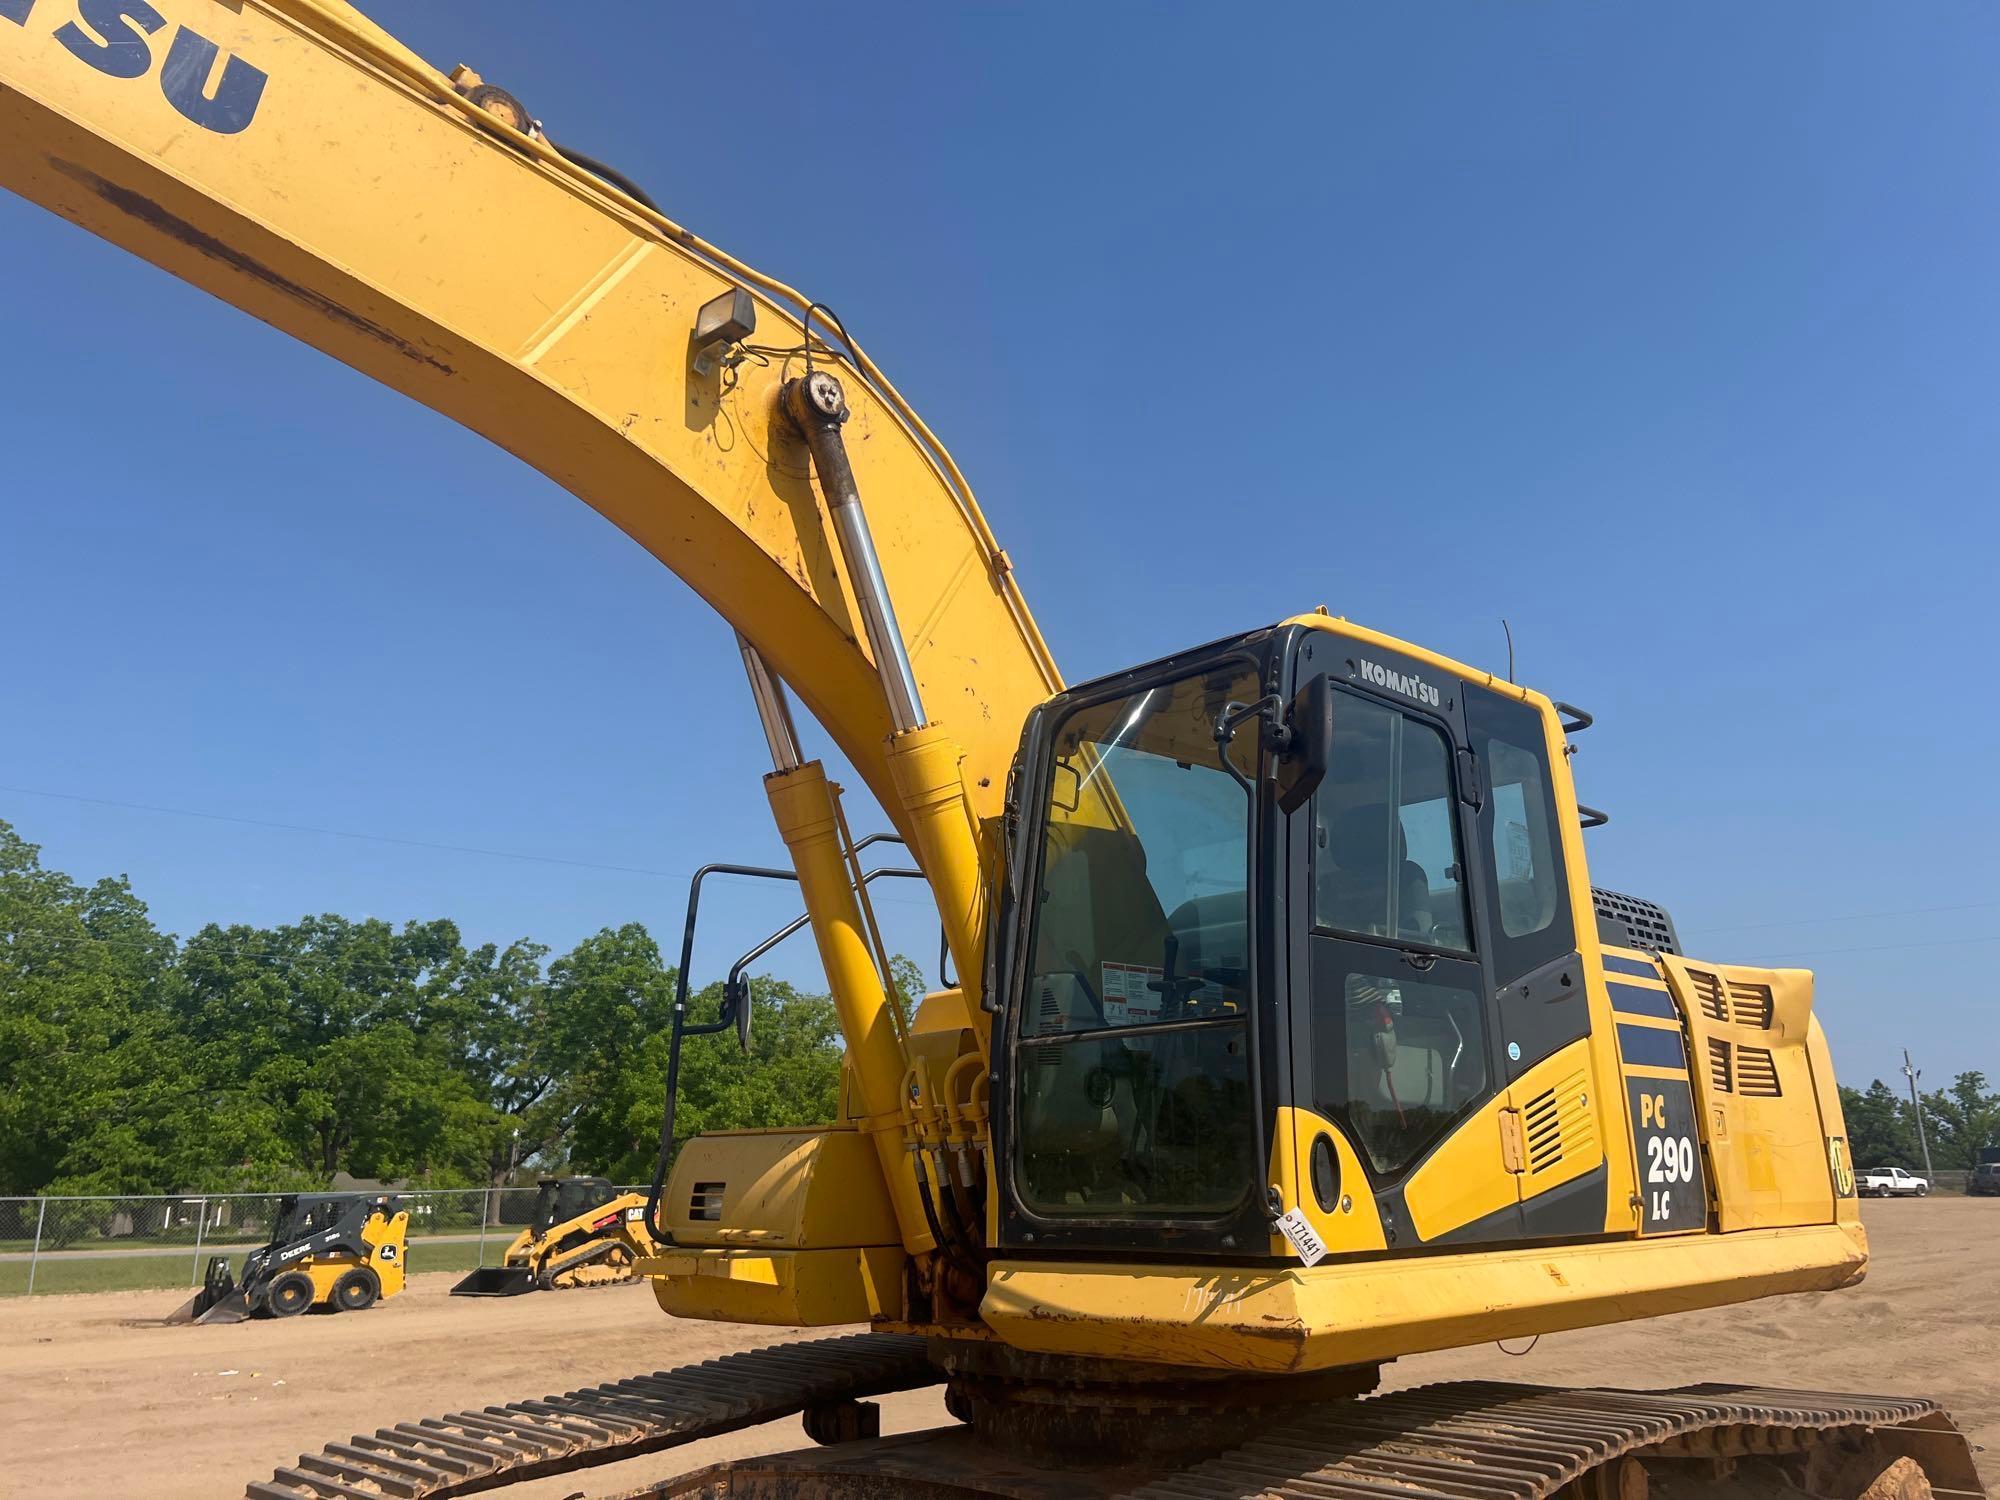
[1524,1088,1564,1174]
[1707,1036,1734,1093]
[1727,980,1775,1030]
[1686,968,1729,1023]
[1520,1068,1593,1178]
[1592,887,1681,954]
[1735,1046,1781,1097]
[688,1181,726,1222]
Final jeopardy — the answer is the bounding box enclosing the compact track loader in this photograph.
[168,1193,407,1324]
[451,1177,656,1296]
[1,4,1984,1496]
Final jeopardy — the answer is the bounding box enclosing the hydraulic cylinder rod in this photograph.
[783,372,992,1049]
[784,372,928,735]
[737,633,804,773]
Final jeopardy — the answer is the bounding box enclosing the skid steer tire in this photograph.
[266,1272,314,1318]
[333,1267,380,1312]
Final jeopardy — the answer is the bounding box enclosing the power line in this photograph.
[1740,933,2000,964]
[1681,898,2000,938]
[0,783,696,882]
[0,783,939,923]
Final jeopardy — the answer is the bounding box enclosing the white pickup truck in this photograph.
[1857,1165,1930,1198]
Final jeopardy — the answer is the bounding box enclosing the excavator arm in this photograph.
[0,0,1057,874]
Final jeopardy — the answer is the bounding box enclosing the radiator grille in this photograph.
[688,1181,726,1222]
[1592,887,1681,953]
[1735,1046,1782,1097]
[1727,980,1775,1029]
[1707,1037,1734,1093]
[1686,967,1729,1023]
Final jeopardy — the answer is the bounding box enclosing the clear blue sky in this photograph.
[2,3,1993,1094]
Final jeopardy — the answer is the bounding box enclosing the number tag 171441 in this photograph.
[1626,1076,1709,1234]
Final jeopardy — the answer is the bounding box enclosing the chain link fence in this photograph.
[0,1185,641,1297]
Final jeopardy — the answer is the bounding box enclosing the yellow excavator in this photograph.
[0,5,1979,1497]
[451,1177,657,1296]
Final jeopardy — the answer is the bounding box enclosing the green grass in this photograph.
[0,1238,510,1298]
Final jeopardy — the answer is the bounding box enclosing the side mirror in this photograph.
[1275,675,1334,815]
[724,976,753,1054]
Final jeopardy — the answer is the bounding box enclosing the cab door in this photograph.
[1287,668,1523,1250]
[1462,685,1606,1241]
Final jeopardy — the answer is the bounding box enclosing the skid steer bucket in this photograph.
[451,1265,538,1297]
[166,1258,253,1324]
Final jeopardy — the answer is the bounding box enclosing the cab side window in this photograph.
[1311,691,1471,953]
[1467,691,1573,984]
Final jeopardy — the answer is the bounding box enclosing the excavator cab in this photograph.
[972,617,1862,1368]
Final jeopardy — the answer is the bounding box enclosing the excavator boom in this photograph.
[0,0,1056,843]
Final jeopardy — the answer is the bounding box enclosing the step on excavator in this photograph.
[167,1193,408,1324]
[452,1177,658,1297]
[0,4,1980,1497]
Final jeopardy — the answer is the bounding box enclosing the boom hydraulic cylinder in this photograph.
[765,760,937,1258]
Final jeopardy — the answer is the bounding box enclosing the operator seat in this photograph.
[1320,804,1433,941]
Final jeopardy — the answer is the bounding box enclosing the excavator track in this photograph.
[251,1335,1984,1500]
[1117,1382,1982,1500]
[246,1333,937,1500]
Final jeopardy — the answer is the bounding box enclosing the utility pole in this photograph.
[492,1124,521,1227]
[1903,1049,1935,1179]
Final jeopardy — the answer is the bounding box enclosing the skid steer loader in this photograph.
[451,1177,656,1297]
[168,1193,407,1324]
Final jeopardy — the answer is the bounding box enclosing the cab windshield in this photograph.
[1013,662,1260,1219]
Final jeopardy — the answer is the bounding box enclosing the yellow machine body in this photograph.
[453,1180,662,1296]
[171,1197,408,1323]
[505,1193,655,1285]
[311,1206,408,1304]
[644,1125,908,1326]
[649,616,1866,1371]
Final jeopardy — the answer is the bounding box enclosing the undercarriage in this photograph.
[246,1334,1982,1500]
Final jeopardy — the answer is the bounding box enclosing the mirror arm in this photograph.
[1213,693,1288,792]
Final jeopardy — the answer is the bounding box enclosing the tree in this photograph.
[1838,1079,1917,1171]
[1919,1072,2000,1171]
[428,937,555,1188]
[0,820,211,1196]
[561,972,847,1185]
[533,923,679,1177]
[0,814,954,1197]
[173,914,501,1186]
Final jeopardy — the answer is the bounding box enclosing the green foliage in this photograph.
[0,817,881,1196]
[1918,1071,2000,1171]
[1838,1079,1918,1171]
[563,973,846,1184]
[1838,1072,2000,1174]
[0,821,206,1195]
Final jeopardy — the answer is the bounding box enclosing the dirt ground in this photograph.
[0,1198,1991,1499]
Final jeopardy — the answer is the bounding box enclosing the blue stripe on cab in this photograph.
[1603,954,1662,980]
[1609,982,1679,1019]
[1618,1023,1688,1071]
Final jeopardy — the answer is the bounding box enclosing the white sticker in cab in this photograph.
[1100,963,1164,1024]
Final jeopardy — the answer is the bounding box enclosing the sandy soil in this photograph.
[0,1198,1991,1498]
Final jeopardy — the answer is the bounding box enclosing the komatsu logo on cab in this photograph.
[1,0,268,136]
[1356,657,1442,708]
